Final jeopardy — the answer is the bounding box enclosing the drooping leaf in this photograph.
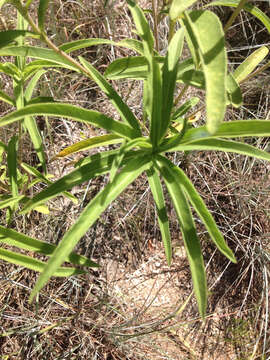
[21,150,146,213]
[147,167,172,265]
[0,103,138,140]
[0,248,86,276]
[29,155,151,302]
[154,155,207,317]
[0,225,98,267]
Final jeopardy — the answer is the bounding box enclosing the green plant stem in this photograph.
[224,0,249,33]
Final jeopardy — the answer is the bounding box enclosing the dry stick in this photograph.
[224,0,249,33]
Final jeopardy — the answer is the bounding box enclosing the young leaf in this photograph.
[0,195,25,209]
[56,134,123,158]
[160,28,185,141]
[183,10,227,134]
[0,90,15,106]
[233,46,269,83]
[0,103,138,140]
[226,73,242,107]
[147,167,172,265]
[29,155,151,302]
[154,155,207,317]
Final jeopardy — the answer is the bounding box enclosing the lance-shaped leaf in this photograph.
[207,0,270,33]
[21,150,146,213]
[59,38,145,55]
[183,10,227,134]
[157,156,236,262]
[0,225,98,267]
[127,0,154,57]
[0,195,25,209]
[56,134,123,158]
[0,90,15,106]
[226,73,242,107]
[79,56,141,134]
[0,46,78,71]
[7,136,18,200]
[160,28,185,141]
[0,103,138,140]
[166,138,270,162]
[21,163,77,204]
[154,155,207,317]
[147,167,172,265]
[0,248,86,276]
[29,155,151,302]
[233,46,269,83]
[161,120,270,149]
[24,70,48,172]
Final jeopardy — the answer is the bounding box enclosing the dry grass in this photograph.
[0,0,270,359]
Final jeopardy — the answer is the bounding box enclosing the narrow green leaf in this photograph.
[183,10,227,134]
[170,0,198,20]
[168,138,270,162]
[0,225,98,267]
[0,195,25,209]
[147,167,172,265]
[160,28,185,141]
[0,103,138,140]
[0,90,15,106]
[207,0,270,33]
[157,156,236,262]
[56,134,123,158]
[149,57,163,149]
[0,248,86,276]
[38,0,50,31]
[233,46,269,83]
[154,155,207,317]
[29,155,151,302]
[59,38,145,55]
[172,97,200,120]
[7,136,18,199]
[79,56,141,134]
[0,46,78,71]
[21,150,145,213]
[21,162,78,204]
[161,120,270,150]
[127,0,154,56]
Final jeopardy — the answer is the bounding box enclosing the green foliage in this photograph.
[0,0,269,318]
